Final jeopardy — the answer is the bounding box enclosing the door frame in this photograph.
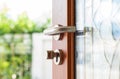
[52,0,75,79]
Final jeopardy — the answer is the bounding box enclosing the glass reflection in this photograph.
[76,0,120,79]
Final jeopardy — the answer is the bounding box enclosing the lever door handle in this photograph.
[44,24,93,40]
[44,25,75,35]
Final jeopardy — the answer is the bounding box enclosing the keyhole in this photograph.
[55,53,59,62]
[56,56,58,62]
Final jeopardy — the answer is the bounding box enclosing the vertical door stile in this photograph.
[52,0,75,79]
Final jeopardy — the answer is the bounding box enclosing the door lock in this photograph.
[47,49,63,65]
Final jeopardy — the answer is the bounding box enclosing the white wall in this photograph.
[32,33,52,79]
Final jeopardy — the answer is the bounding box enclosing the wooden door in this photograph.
[52,0,120,79]
[52,0,75,79]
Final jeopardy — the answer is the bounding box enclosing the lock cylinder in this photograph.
[47,49,64,65]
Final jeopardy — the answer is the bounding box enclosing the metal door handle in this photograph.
[44,25,75,35]
[44,24,93,40]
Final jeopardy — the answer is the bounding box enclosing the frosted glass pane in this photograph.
[76,0,120,79]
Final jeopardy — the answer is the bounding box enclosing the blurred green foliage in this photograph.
[0,10,51,35]
[13,12,36,33]
[0,8,51,79]
[0,10,14,34]
[0,53,31,79]
[0,34,32,79]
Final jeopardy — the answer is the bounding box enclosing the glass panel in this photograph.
[76,0,120,79]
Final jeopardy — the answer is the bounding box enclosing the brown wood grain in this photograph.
[52,0,75,79]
